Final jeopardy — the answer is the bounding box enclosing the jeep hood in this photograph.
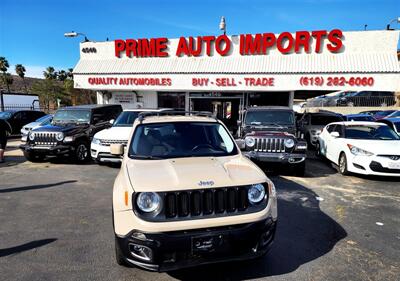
[125,155,267,192]
[242,124,296,135]
[32,123,89,133]
[94,126,133,141]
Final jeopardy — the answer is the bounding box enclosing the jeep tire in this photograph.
[74,141,90,163]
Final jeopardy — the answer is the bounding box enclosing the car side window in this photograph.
[333,125,344,137]
[326,125,335,133]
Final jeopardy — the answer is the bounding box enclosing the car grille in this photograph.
[164,186,250,219]
[377,155,400,161]
[369,161,400,174]
[99,139,128,146]
[33,132,58,146]
[252,138,286,152]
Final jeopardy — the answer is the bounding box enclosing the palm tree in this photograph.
[57,70,67,81]
[67,68,73,79]
[43,66,57,80]
[0,57,11,92]
[15,64,27,92]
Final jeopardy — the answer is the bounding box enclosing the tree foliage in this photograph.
[0,56,13,92]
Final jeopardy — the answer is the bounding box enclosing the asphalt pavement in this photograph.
[0,140,399,281]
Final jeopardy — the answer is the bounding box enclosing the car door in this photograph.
[11,111,27,133]
[327,124,345,164]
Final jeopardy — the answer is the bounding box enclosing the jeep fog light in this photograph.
[248,184,265,204]
[29,132,35,141]
[137,192,161,213]
[284,138,295,148]
[129,243,153,261]
[245,137,255,147]
[55,132,64,141]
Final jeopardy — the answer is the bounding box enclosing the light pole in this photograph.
[386,17,400,30]
[219,16,226,35]
[64,31,90,42]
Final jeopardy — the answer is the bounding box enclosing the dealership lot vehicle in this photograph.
[384,110,400,119]
[317,121,400,176]
[20,104,122,163]
[378,118,400,136]
[0,110,46,135]
[344,113,375,122]
[91,108,170,164]
[372,110,397,120]
[111,111,277,271]
[20,114,53,140]
[297,111,344,147]
[238,106,307,175]
[306,91,356,107]
[336,91,395,107]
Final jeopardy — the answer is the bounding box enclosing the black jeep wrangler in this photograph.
[21,104,122,163]
[237,106,307,175]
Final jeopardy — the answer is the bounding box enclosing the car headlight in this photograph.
[284,138,295,148]
[92,138,101,145]
[28,132,35,141]
[248,184,265,204]
[64,136,74,142]
[347,144,373,156]
[245,136,255,147]
[136,192,161,213]
[55,132,64,141]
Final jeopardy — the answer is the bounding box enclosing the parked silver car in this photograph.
[21,114,53,140]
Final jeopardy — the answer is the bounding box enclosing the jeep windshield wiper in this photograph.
[130,155,164,160]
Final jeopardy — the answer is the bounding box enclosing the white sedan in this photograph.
[317,121,400,177]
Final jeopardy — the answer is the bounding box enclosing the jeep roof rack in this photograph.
[137,111,217,123]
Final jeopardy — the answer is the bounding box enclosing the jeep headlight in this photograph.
[347,144,373,156]
[55,132,64,141]
[248,184,265,204]
[28,132,35,141]
[64,136,74,142]
[284,138,295,148]
[136,192,161,213]
[92,137,101,145]
[245,136,255,147]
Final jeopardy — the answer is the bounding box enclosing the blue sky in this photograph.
[0,0,399,78]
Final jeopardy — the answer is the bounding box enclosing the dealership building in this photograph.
[72,29,400,131]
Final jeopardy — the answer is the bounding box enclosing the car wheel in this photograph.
[74,141,90,163]
[338,152,349,175]
[115,237,128,266]
[23,151,44,162]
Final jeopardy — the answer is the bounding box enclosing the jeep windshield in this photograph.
[245,110,294,126]
[129,122,238,159]
[113,111,140,127]
[53,110,91,124]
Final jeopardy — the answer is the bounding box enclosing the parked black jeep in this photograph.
[237,106,307,175]
[20,104,122,163]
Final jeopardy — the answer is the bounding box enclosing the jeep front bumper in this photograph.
[115,218,277,272]
[20,144,73,156]
[243,151,306,164]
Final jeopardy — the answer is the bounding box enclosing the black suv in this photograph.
[237,106,307,175]
[0,110,46,135]
[21,104,122,162]
[336,91,395,107]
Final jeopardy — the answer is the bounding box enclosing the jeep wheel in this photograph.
[338,152,349,175]
[115,237,128,266]
[23,151,44,162]
[74,141,90,163]
[293,162,306,177]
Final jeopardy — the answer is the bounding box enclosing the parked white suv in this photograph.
[91,109,170,163]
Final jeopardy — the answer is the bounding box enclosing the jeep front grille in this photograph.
[253,138,285,152]
[164,186,249,219]
[33,132,58,146]
[99,139,128,146]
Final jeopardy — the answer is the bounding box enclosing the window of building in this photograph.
[158,92,186,109]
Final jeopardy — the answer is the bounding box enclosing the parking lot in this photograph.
[0,139,399,281]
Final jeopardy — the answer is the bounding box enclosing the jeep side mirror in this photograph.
[110,144,124,156]
[235,139,245,150]
[330,132,340,138]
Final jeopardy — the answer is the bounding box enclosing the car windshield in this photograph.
[374,111,395,117]
[53,110,91,123]
[245,110,294,125]
[311,115,343,125]
[113,111,140,127]
[129,122,238,159]
[387,111,400,118]
[347,116,375,121]
[345,125,400,140]
[36,115,51,122]
[0,112,12,119]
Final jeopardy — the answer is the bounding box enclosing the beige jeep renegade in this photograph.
[111,111,277,271]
